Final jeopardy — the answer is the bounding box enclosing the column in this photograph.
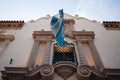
[35,41,46,66]
[44,39,52,64]
[28,41,39,68]
[89,41,104,70]
[76,38,88,66]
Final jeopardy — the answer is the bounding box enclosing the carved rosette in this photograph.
[80,67,90,75]
[40,64,54,80]
[77,65,91,80]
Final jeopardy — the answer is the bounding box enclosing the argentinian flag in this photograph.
[50,9,65,47]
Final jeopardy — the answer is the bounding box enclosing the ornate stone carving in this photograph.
[1,64,120,80]
[44,40,52,64]
[64,19,75,38]
[80,67,90,75]
[64,24,73,37]
[40,64,54,80]
[32,31,54,39]
[73,31,95,66]
[0,35,14,42]
[28,31,54,69]
[73,31,95,39]
[77,65,91,80]
[54,62,77,80]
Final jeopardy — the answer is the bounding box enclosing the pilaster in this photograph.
[76,37,88,66]
[28,41,39,68]
[89,41,104,70]
[32,31,54,66]
[0,34,14,54]
[44,39,52,64]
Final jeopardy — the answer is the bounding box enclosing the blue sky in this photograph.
[0,0,120,22]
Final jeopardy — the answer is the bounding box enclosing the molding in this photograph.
[102,21,120,30]
[32,31,54,40]
[0,35,14,55]
[54,13,75,19]
[1,64,54,80]
[1,64,120,80]
[77,65,120,80]
[73,31,95,40]
[0,20,24,30]
[103,21,120,23]
[64,19,75,24]
[0,35,14,42]
[31,31,54,67]
[76,41,88,66]
[32,31,95,41]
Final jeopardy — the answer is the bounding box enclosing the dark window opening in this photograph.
[52,43,78,65]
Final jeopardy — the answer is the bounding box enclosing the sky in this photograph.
[0,0,120,22]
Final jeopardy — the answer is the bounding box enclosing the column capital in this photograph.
[32,31,54,39]
[0,35,14,42]
[73,31,95,40]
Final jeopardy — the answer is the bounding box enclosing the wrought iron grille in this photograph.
[53,43,78,65]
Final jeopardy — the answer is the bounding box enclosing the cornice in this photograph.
[0,35,14,42]
[1,64,120,80]
[103,21,120,23]
[102,21,120,30]
[32,31,54,39]
[72,31,95,39]
[0,20,24,23]
[33,31,95,41]
[0,20,24,30]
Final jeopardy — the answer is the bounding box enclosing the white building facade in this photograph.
[0,13,120,80]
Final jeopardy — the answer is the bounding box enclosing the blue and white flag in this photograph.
[50,9,65,47]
